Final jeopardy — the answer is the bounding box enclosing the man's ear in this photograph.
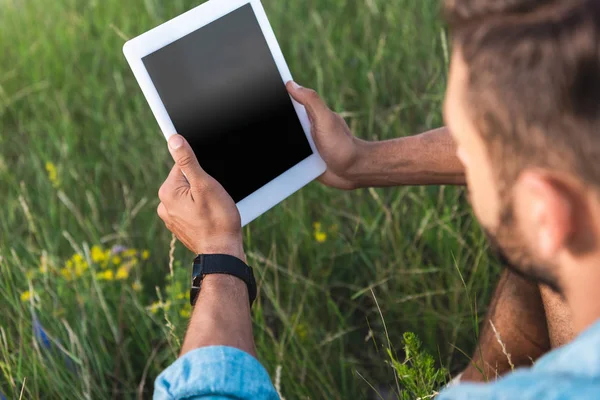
[513,170,574,259]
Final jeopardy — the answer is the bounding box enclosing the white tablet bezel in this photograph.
[123,0,326,226]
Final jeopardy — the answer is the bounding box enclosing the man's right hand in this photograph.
[287,81,365,190]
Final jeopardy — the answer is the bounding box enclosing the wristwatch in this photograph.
[190,254,257,307]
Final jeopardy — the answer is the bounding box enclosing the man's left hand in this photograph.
[157,134,246,262]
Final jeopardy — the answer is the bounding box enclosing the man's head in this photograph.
[443,0,600,294]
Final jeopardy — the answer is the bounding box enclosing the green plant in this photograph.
[389,332,449,399]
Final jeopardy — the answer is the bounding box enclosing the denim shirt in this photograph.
[439,319,600,399]
[154,320,600,399]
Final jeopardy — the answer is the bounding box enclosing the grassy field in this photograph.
[0,0,501,398]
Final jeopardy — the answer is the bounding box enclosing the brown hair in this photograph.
[445,0,600,192]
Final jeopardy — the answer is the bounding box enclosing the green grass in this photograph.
[0,0,500,398]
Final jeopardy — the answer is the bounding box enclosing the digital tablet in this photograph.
[123,0,326,226]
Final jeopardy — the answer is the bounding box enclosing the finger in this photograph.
[167,134,209,189]
[158,164,188,203]
[286,81,337,130]
[157,202,168,222]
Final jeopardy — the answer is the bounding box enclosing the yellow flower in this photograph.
[115,266,129,280]
[74,261,88,277]
[91,245,106,264]
[123,249,137,258]
[314,231,327,243]
[66,252,88,277]
[149,300,170,314]
[313,221,328,243]
[98,249,112,269]
[149,302,160,314]
[112,256,121,265]
[97,269,114,281]
[20,290,32,302]
[179,308,191,318]
[132,281,143,292]
[39,253,48,274]
[176,292,187,300]
[45,161,60,188]
[142,250,150,260]
[26,270,35,280]
[60,267,74,280]
[295,323,309,340]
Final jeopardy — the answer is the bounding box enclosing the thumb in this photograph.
[167,134,208,188]
[286,81,333,123]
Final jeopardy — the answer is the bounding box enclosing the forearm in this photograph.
[180,274,256,358]
[156,273,276,398]
[350,127,466,188]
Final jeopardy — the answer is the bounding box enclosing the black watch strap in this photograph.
[190,254,257,307]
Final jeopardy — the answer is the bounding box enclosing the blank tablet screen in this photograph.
[142,4,313,203]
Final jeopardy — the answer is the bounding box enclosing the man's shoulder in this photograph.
[438,369,600,400]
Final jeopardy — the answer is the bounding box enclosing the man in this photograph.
[154,0,600,398]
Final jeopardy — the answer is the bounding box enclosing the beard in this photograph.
[482,202,563,296]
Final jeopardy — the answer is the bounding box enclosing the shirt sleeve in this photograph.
[153,346,280,400]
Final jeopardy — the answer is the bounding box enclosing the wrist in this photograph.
[191,274,251,333]
[195,239,246,263]
[346,135,427,188]
[190,253,256,308]
[343,138,383,189]
[200,274,249,297]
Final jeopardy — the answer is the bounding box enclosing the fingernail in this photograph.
[169,135,184,150]
[290,81,302,90]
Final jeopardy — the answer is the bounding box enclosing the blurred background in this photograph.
[0,0,500,398]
